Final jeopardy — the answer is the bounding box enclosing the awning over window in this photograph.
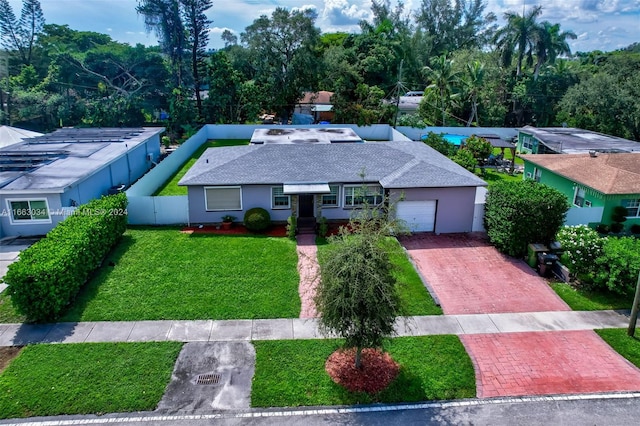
[283,183,331,194]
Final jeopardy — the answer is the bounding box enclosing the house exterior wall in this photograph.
[389,186,477,233]
[0,193,63,237]
[522,160,640,227]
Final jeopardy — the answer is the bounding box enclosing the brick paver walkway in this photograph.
[296,234,319,318]
[461,331,640,397]
[400,233,570,314]
[402,233,640,398]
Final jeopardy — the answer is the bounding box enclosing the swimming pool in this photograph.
[421,133,467,146]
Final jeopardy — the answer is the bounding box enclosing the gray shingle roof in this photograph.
[179,141,486,189]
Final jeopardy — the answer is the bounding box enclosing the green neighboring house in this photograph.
[517,126,640,154]
[520,153,640,228]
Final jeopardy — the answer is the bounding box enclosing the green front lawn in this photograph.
[154,139,249,196]
[596,329,640,368]
[316,237,442,316]
[550,282,633,311]
[56,228,300,321]
[0,342,182,419]
[251,336,475,407]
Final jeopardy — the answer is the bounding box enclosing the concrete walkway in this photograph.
[0,310,632,347]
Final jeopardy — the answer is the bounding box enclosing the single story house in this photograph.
[520,153,640,227]
[294,91,334,123]
[0,127,164,238]
[178,141,487,233]
[517,126,640,154]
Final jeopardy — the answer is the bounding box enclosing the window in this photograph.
[584,200,592,207]
[8,199,50,224]
[623,199,640,217]
[344,185,383,207]
[204,186,242,211]
[321,185,340,207]
[271,186,290,209]
[573,187,585,207]
[522,135,534,150]
[533,167,542,182]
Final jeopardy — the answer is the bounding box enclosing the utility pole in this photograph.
[628,271,640,336]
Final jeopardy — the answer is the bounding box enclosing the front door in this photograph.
[298,194,314,218]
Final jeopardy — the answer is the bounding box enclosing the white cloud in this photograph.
[293,4,318,13]
[209,26,235,34]
[322,0,370,26]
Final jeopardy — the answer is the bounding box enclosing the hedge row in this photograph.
[5,194,128,322]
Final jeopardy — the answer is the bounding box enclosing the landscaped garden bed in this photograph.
[0,342,182,419]
[251,336,475,407]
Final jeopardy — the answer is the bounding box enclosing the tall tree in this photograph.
[461,60,484,126]
[493,5,542,77]
[0,0,44,66]
[137,0,187,86]
[181,0,212,119]
[423,54,460,125]
[532,21,576,80]
[241,7,321,123]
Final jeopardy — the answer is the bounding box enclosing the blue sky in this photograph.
[8,0,640,53]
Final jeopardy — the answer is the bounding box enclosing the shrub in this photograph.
[5,194,128,322]
[244,207,271,232]
[318,217,328,238]
[555,225,605,277]
[463,135,492,166]
[610,222,624,234]
[286,215,297,239]
[630,224,640,235]
[593,236,640,294]
[595,223,610,234]
[422,132,457,157]
[484,180,569,257]
[453,149,477,172]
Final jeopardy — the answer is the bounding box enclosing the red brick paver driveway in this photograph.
[401,233,640,398]
[400,233,569,315]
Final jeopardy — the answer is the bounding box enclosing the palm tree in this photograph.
[493,5,542,77]
[462,60,485,126]
[423,54,460,126]
[533,21,577,80]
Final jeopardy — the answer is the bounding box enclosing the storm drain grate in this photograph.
[195,373,221,385]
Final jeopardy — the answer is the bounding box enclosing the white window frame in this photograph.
[533,167,542,182]
[321,185,340,208]
[343,185,383,208]
[584,200,592,207]
[271,185,291,209]
[573,187,586,207]
[6,198,52,225]
[623,198,640,218]
[204,186,242,211]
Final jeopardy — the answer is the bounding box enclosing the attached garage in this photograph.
[396,200,436,232]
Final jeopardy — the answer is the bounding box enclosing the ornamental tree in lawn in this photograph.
[484,179,569,257]
[314,194,403,369]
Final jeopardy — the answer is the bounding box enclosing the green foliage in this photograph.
[251,337,475,407]
[396,113,429,128]
[596,329,640,370]
[0,342,182,419]
[550,282,632,311]
[318,216,328,238]
[422,132,457,157]
[5,194,128,322]
[463,135,492,165]
[452,148,476,172]
[286,215,297,239]
[484,180,569,257]
[243,207,271,232]
[593,237,640,295]
[631,224,640,235]
[611,206,628,225]
[555,225,605,277]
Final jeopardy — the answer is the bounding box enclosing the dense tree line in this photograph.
[0,0,638,141]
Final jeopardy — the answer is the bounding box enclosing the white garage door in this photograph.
[396,200,436,232]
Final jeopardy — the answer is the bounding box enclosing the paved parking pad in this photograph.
[400,234,570,314]
[462,330,640,398]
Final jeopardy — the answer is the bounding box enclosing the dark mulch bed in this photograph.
[325,348,400,394]
[181,224,288,237]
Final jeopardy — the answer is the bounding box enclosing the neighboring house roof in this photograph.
[298,91,333,105]
[519,126,640,154]
[521,153,640,195]
[0,125,43,149]
[0,127,164,193]
[179,141,486,189]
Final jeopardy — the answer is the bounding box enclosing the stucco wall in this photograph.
[0,193,63,237]
[390,186,477,233]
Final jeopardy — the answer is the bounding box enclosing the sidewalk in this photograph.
[0,310,631,347]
